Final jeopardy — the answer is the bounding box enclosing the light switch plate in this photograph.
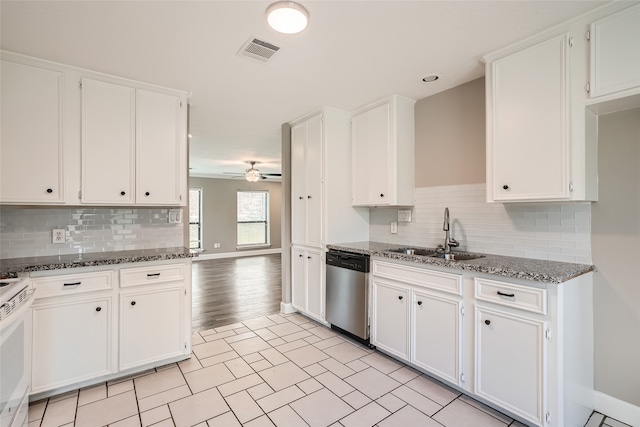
[398,210,412,222]
[390,222,398,234]
[168,209,182,224]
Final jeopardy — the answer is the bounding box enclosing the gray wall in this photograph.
[415,77,486,187]
[188,177,282,254]
[591,107,640,406]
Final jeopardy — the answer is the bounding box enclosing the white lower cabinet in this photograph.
[371,278,410,360]
[291,246,323,322]
[31,295,113,393]
[475,306,546,426]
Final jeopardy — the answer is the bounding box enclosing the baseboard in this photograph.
[193,248,282,261]
[280,302,296,314]
[594,391,640,426]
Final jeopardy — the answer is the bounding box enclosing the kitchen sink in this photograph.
[386,248,438,256]
[429,253,485,261]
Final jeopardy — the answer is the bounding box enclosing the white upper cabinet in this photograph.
[488,34,571,202]
[352,95,415,207]
[1,58,65,204]
[590,4,640,98]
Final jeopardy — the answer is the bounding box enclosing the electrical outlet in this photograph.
[52,228,65,244]
[214,243,221,248]
[390,222,398,234]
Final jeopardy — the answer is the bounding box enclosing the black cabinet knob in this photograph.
[503,185,509,190]
[307,256,311,259]
[380,194,385,198]
[131,301,136,306]
[145,192,150,196]
[96,307,102,312]
[299,254,303,257]
[417,301,422,306]
[299,196,303,200]
[485,319,491,325]
[46,188,53,194]
[307,195,311,199]
[398,295,403,300]
[120,191,126,196]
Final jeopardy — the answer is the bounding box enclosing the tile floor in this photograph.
[28,313,631,427]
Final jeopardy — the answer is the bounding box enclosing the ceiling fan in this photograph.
[224,161,281,182]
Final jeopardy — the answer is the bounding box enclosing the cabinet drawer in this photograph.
[32,271,113,299]
[373,260,462,296]
[475,278,547,315]
[120,263,185,288]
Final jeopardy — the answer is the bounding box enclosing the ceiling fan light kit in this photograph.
[266,1,309,34]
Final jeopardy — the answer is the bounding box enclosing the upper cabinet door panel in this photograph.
[81,78,135,204]
[1,60,64,203]
[590,4,640,98]
[136,89,182,205]
[491,34,570,201]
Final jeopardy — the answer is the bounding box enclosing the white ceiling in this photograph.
[1,1,606,180]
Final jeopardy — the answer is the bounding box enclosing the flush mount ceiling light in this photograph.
[422,75,440,83]
[266,1,309,34]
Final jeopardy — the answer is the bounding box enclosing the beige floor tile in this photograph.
[584,413,605,427]
[203,330,237,342]
[200,350,241,367]
[109,379,134,397]
[267,405,308,427]
[268,322,305,337]
[268,338,287,347]
[360,352,404,374]
[405,375,459,406]
[140,405,171,427]
[184,363,235,393]
[315,371,356,397]
[28,420,40,427]
[258,361,311,391]
[193,338,234,359]
[254,328,280,341]
[134,367,186,400]
[225,331,257,343]
[109,415,141,427]
[40,394,78,427]
[344,368,401,399]
[251,359,274,371]
[169,387,230,427]
[218,373,265,397]
[137,384,192,412]
[604,418,633,427]
[303,363,328,376]
[296,378,323,395]
[178,354,203,373]
[391,385,442,417]
[290,388,354,427]
[230,336,272,356]
[243,415,276,427]
[299,322,318,330]
[306,326,337,340]
[458,394,512,423]
[234,326,251,334]
[243,316,278,330]
[199,328,217,336]
[156,362,178,371]
[283,345,329,367]
[388,366,420,384]
[285,314,310,325]
[207,411,241,427]
[282,331,313,343]
[323,342,369,364]
[378,405,441,427]
[342,390,372,410]
[244,353,265,364]
[28,400,47,422]
[147,420,173,427]
[303,335,322,344]
[248,383,275,401]
[215,322,244,332]
[433,399,509,427]
[275,339,309,353]
[225,357,255,378]
[340,402,391,427]
[267,314,290,324]
[345,359,369,372]
[78,384,107,406]
[313,336,344,350]
[319,358,356,379]
[376,393,407,413]
[257,385,305,413]
[47,390,78,404]
[225,390,265,423]
[75,390,138,427]
[192,332,205,345]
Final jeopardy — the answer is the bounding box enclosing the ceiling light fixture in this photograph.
[266,1,309,34]
[422,75,440,83]
[245,163,262,182]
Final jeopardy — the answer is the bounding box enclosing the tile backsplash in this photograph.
[370,184,591,264]
[0,207,184,259]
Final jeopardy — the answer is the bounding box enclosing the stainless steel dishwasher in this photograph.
[325,250,370,343]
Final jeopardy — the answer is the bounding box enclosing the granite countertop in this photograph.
[0,247,197,276]
[327,241,593,284]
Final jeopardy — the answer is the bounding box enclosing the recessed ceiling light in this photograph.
[422,75,440,83]
[266,1,309,34]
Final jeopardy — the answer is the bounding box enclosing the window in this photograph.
[189,188,202,250]
[237,190,270,247]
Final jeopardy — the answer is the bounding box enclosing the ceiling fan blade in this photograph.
[261,173,281,176]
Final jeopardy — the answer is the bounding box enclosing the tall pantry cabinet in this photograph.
[289,108,369,322]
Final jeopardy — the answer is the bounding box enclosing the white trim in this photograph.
[594,391,640,427]
[280,302,296,314]
[193,248,281,261]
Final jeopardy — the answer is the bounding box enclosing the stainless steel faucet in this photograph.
[443,207,459,256]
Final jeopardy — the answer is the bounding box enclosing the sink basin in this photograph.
[429,253,485,261]
[386,248,438,257]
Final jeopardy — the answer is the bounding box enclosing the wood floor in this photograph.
[191,254,282,332]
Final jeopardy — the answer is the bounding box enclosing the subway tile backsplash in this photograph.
[369,184,592,264]
[0,207,184,259]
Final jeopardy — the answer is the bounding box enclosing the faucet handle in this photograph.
[436,244,445,253]
[448,238,460,248]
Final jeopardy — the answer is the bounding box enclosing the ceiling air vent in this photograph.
[237,37,281,64]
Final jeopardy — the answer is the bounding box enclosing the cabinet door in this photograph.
[475,307,546,426]
[304,115,323,247]
[590,4,640,97]
[412,290,462,385]
[491,34,570,201]
[352,103,390,206]
[120,286,184,370]
[81,78,135,204]
[291,247,307,311]
[291,122,307,246]
[32,296,112,393]
[305,248,323,321]
[136,89,182,205]
[1,60,64,203]
[372,279,409,361]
